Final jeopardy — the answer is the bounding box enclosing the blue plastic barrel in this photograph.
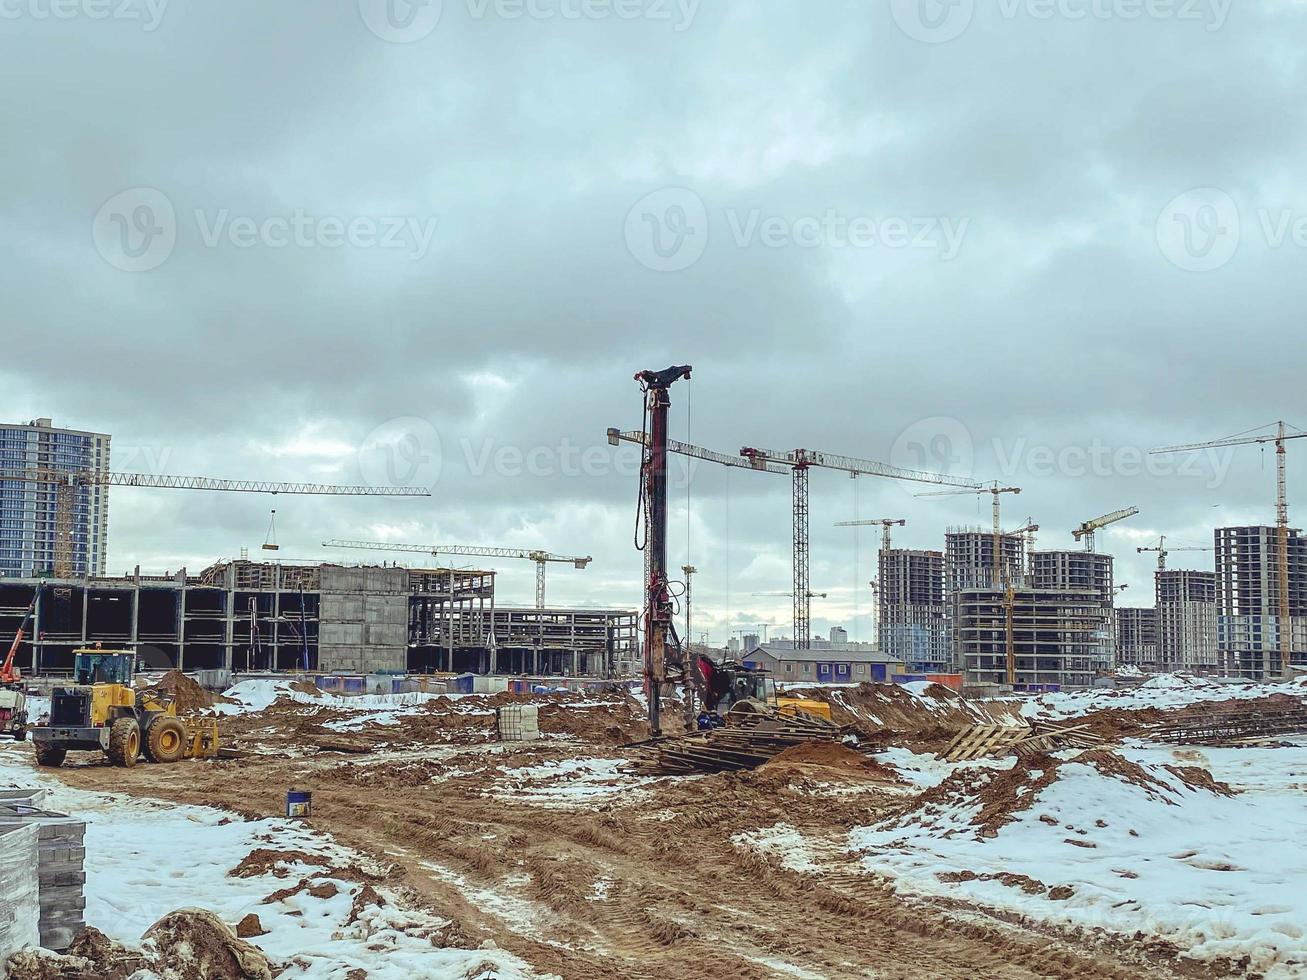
[286,790,312,819]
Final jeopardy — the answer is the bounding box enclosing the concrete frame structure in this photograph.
[1115,606,1157,668]
[0,559,636,679]
[0,418,110,579]
[953,586,1113,688]
[1215,526,1307,678]
[878,548,947,673]
[1155,569,1218,673]
[1028,551,1114,605]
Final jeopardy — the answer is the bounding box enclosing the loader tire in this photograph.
[107,718,141,768]
[145,717,186,763]
[34,743,65,767]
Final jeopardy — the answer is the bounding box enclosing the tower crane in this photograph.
[681,565,697,658]
[1136,535,1213,571]
[834,518,906,553]
[918,483,1022,685]
[321,539,591,609]
[751,591,828,599]
[1008,518,1039,577]
[916,484,1022,589]
[739,447,981,650]
[1073,507,1140,552]
[1152,421,1307,678]
[0,466,429,579]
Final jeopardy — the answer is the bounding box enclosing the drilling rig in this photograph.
[633,366,693,736]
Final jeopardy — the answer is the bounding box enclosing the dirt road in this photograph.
[29,735,1233,980]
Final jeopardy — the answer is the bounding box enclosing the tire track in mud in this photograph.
[33,743,1225,980]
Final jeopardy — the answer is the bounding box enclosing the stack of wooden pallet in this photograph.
[941,720,1105,762]
[634,711,842,775]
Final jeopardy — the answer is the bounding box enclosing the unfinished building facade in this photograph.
[1155,569,1218,673]
[1028,551,1114,604]
[0,560,636,679]
[953,587,1113,688]
[878,549,947,673]
[949,546,1114,689]
[1215,526,1307,678]
[1115,607,1157,668]
[945,529,1026,591]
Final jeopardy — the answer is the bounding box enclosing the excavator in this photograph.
[696,654,831,723]
[0,587,39,740]
[31,649,218,768]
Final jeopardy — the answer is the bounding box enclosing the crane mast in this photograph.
[742,447,979,650]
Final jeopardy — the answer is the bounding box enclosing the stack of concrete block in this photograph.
[496,703,540,742]
[0,822,40,961]
[0,804,87,951]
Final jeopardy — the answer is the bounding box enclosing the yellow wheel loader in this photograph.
[695,655,833,724]
[31,650,218,768]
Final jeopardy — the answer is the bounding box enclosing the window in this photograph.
[785,663,793,673]
[856,664,866,675]
[837,664,849,676]
[802,663,811,674]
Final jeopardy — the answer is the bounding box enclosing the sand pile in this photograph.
[764,741,903,781]
[148,670,230,715]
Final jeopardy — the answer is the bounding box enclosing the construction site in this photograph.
[2,380,1307,980]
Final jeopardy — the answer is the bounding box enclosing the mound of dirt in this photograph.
[229,847,329,878]
[764,741,903,780]
[141,907,273,980]
[908,753,1063,838]
[289,679,322,698]
[6,927,149,980]
[144,670,230,715]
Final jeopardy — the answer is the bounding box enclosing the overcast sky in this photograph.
[2,0,1304,642]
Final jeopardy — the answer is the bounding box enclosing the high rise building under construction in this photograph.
[0,418,111,579]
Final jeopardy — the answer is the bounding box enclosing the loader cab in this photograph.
[730,668,773,706]
[72,651,136,686]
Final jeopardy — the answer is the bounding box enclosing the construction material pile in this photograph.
[634,709,845,775]
[942,719,1106,762]
[1144,699,1307,746]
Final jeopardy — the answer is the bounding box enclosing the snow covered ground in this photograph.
[848,741,1307,977]
[492,756,659,807]
[211,678,496,733]
[0,741,547,979]
[1019,674,1307,720]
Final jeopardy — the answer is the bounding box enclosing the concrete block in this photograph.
[0,824,40,959]
[0,789,46,809]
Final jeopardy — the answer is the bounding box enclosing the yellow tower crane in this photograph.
[1073,507,1140,552]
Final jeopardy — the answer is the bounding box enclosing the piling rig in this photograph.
[634,365,693,737]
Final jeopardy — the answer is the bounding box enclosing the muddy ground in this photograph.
[20,688,1251,980]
